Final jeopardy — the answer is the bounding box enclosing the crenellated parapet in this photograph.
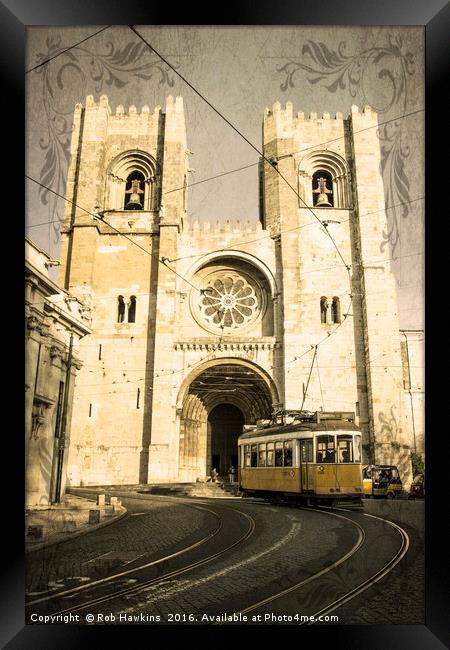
[187,219,263,234]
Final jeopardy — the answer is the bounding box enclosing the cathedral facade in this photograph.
[59,94,417,488]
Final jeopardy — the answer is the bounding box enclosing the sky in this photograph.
[25,25,424,330]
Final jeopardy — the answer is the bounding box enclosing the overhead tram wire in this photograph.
[166,196,424,264]
[26,26,113,74]
[127,25,357,393]
[28,30,419,404]
[164,107,423,202]
[129,24,352,272]
[25,175,233,340]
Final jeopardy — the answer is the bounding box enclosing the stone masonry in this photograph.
[58,95,419,488]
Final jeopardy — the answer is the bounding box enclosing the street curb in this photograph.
[25,496,127,554]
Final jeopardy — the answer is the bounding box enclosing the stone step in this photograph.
[138,482,242,498]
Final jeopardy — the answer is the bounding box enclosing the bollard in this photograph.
[104,505,114,517]
[27,525,44,540]
[88,509,100,524]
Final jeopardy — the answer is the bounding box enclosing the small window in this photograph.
[267,442,274,467]
[250,444,258,467]
[284,441,293,467]
[258,443,266,467]
[275,442,283,467]
[117,295,125,323]
[244,444,251,468]
[128,295,136,323]
[354,435,361,463]
[317,435,336,463]
[331,297,341,323]
[320,296,328,324]
[337,434,353,463]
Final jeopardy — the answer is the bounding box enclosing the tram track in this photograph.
[26,493,411,625]
[26,493,256,618]
[299,511,410,624]
[223,505,409,623]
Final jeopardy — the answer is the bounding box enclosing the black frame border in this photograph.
[8,1,449,647]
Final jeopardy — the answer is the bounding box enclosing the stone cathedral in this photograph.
[59,94,417,488]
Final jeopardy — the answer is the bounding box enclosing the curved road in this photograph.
[25,489,424,625]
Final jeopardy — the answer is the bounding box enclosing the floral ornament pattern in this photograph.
[198,272,261,331]
[274,35,416,259]
[30,33,176,245]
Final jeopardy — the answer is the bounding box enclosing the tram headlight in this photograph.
[317,465,324,473]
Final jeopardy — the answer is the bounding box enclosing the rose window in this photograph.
[197,271,261,331]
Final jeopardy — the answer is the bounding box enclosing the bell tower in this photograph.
[262,102,411,481]
[59,95,188,486]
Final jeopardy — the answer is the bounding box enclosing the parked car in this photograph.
[408,473,425,499]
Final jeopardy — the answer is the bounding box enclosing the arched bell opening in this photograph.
[177,360,276,482]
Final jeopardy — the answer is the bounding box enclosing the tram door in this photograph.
[300,439,313,491]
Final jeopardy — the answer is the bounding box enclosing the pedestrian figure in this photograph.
[211,467,219,483]
[228,466,235,483]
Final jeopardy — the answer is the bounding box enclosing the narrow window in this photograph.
[258,443,267,467]
[250,444,258,467]
[266,442,274,467]
[244,444,251,467]
[117,295,125,323]
[128,295,136,323]
[275,441,284,467]
[320,296,328,323]
[283,441,293,467]
[124,171,145,210]
[312,170,333,207]
[331,297,341,323]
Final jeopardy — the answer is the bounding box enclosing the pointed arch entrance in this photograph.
[177,359,278,482]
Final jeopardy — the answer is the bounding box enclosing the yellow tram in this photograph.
[238,411,364,506]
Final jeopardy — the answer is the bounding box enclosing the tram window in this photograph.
[317,435,336,463]
[301,439,313,463]
[251,444,258,467]
[284,441,293,467]
[338,435,353,462]
[267,442,274,467]
[244,444,251,468]
[354,435,362,463]
[258,443,267,467]
[275,442,284,467]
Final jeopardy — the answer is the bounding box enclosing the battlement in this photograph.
[263,102,378,142]
[77,94,184,118]
[187,219,263,234]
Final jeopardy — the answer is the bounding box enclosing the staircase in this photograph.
[137,482,242,498]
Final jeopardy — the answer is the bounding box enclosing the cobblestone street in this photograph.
[26,491,424,626]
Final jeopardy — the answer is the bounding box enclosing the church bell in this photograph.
[315,193,332,207]
[125,193,142,209]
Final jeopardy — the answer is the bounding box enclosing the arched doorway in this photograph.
[177,359,279,482]
[208,404,244,477]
